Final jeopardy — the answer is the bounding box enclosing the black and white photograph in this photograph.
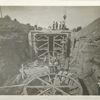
[0,6,100,95]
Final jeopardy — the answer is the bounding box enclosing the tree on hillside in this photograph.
[14,18,18,22]
[77,26,82,31]
[4,15,11,20]
[73,26,82,32]
[27,23,31,26]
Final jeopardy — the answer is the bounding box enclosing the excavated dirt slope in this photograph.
[0,16,33,86]
[71,17,100,95]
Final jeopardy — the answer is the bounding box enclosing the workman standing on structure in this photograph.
[53,21,56,30]
[59,21,62,30]
[62,21,66,30]
[56,21,58,30]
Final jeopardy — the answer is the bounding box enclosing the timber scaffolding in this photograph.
[0,28,84,95]
[29,29,71,60]
[0,71,83,95]
[0,14,91,95]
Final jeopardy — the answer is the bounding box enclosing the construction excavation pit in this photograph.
[0,8,99,95]
[0,30,87,95]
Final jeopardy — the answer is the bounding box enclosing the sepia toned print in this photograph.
[0,6,99,95]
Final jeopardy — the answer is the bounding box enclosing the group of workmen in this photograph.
[48,21,68,30]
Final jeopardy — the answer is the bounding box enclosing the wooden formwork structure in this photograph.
[0,30,83,95]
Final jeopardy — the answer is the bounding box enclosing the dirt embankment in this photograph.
[71,17,100,95]
[0,16,34,86]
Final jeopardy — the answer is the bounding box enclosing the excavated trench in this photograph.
[0,17,100,95]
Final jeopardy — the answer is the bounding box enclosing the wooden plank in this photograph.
[38,87,51,95]
[55,87,69,95]
[26,86,50,88]
[0,84,25,89]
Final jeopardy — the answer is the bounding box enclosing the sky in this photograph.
[1,6,100,29]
